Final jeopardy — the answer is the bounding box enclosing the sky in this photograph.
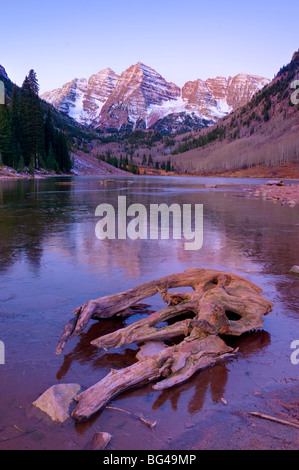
[1,0,299,94]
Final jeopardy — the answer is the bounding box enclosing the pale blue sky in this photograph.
[2,0,299,93]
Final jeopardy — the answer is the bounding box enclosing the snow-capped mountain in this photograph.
[41,68,119,126]
[97,62,181,131]
[41,63,270,133]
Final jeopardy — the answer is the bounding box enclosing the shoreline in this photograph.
[141,161,299,180]
[246,182,299,206]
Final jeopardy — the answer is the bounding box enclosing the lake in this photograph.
[0,175,298,449]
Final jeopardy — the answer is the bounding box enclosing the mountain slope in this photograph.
[97,62,181,131]
[41,63,269,134]
[168,50,299,174]
[0,65,8,79]
[41,68,119,126]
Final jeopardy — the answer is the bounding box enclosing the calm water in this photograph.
[0,175,298,450]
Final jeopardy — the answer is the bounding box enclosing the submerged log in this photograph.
[55,268,273,422]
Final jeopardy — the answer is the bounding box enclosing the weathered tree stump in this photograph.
[56,268,273,422]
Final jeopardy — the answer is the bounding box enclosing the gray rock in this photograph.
[290,265,299,274]
[266,180,284,186]
[33,383,81,423]
[89,432,112,450]
[287,200,296,207]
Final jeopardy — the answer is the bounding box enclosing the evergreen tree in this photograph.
[20,71,44,168]
[44,108,55,157]
[19,81,34,165]
[10,85,22,168]
[0,104,12,166]
[0,69,73,174]
[147,154,153,166]
[55,130,72,173]
[27,69,39,95]
[17,155,25,171]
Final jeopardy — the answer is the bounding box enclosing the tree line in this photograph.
[0,69,72,173]
[98,152,140,174]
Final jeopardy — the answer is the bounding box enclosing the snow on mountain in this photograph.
[41,64,270,133]
[97,62,181,130]
[41,68,119,126]
[145,97,189,128]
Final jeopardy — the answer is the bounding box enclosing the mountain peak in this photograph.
[130,62,160,76]
[41,63,269,133]
[98,67,117,75]
[136,62,152,70]
[292,49,299,63]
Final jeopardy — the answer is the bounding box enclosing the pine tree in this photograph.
[44,108,54,157]
[147,154,153,166]
[31,92,45,168]
[0,104,12,166]
[0,69,73,174]
[20,71,45,168]
[19,82,34,165]
[55,130,72,173]
[10,85,22,168]
[17,155,25,171]
[27,69,39,95]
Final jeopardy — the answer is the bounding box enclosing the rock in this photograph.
[290,266,299,274]
[89,432,112,450]
[33,383,81,423]
[136,341,168,361]
[266,180,284,186]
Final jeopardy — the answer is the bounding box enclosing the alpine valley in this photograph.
[40,62,270,134]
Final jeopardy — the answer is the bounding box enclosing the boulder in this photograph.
[287,200,296,207]
[266,180,284,186]
[290,266,299,274]
[33,383,81,423]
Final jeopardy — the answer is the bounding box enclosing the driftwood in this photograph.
[56,268,274,422]
[248,412,299,430]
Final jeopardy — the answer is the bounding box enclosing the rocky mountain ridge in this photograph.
[41,62,270,134]
[0,65,8,79]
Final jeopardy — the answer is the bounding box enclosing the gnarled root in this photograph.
[55,268,273,423]
[71,304,235,422]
